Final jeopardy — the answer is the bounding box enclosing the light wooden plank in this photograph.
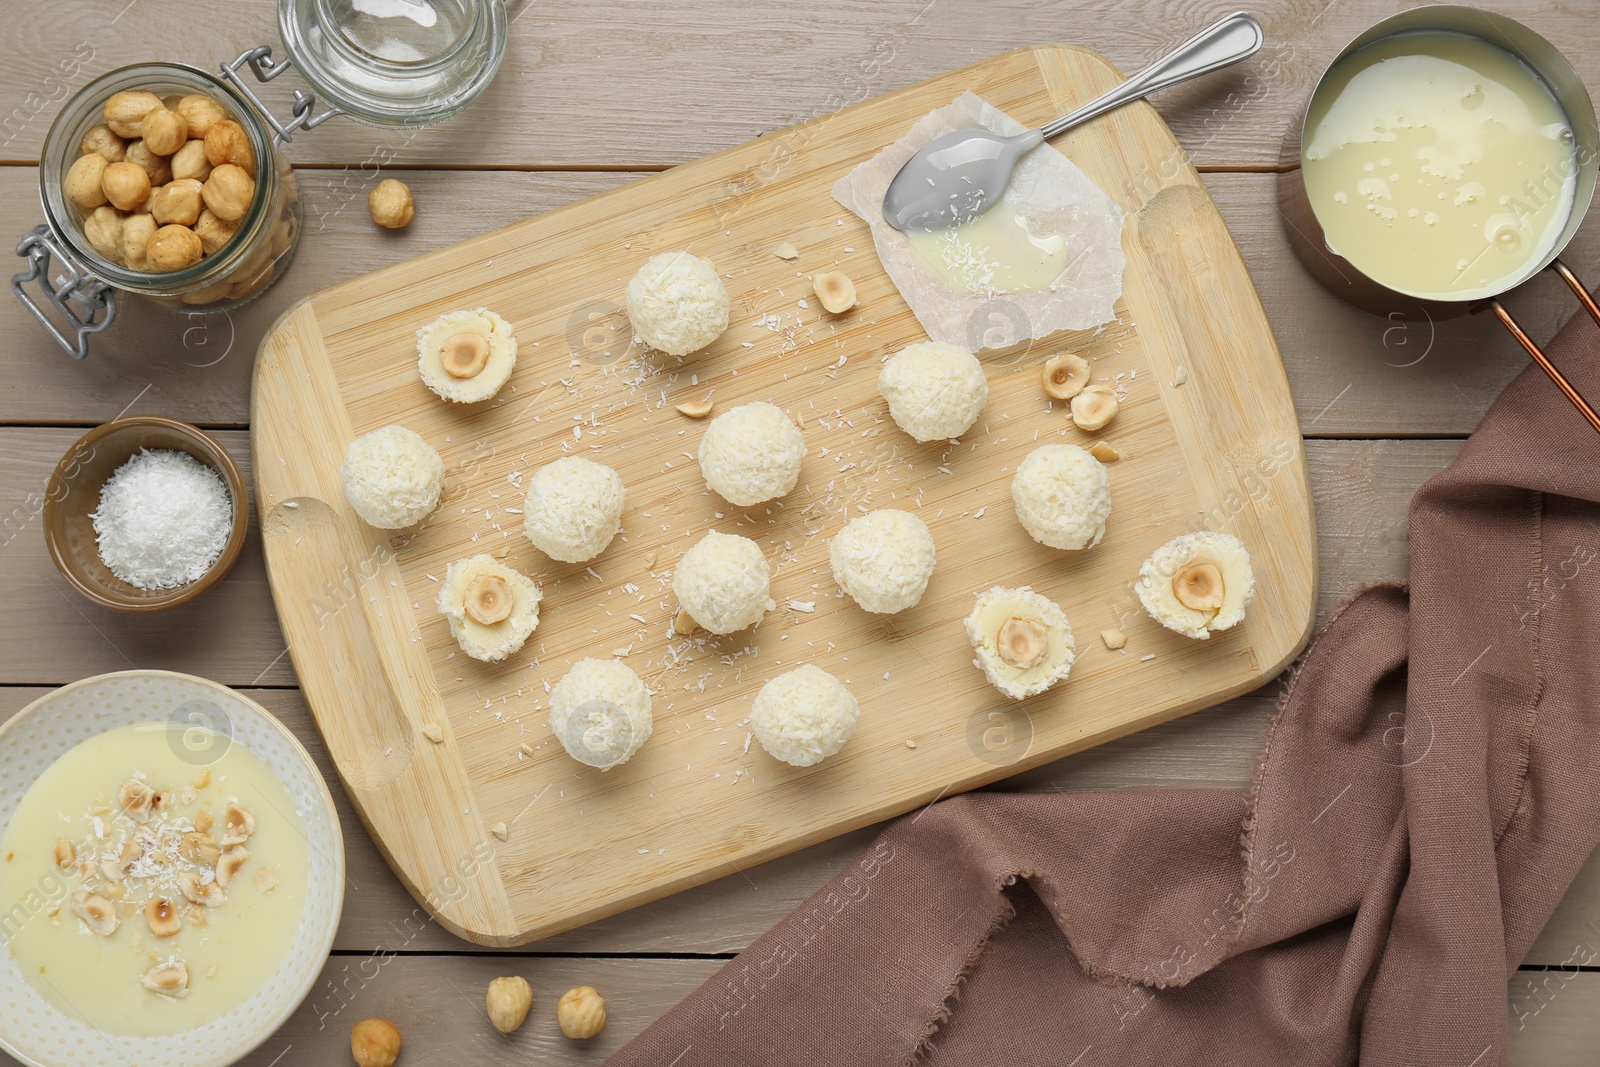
[4,167,1592,435]
[0,954,721,1067]
[0,950,1588,1067]
[2,0,1599,171]
[251,42,1317,946]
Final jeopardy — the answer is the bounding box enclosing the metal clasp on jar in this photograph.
[12,225,117,361]
[218,46,341,144]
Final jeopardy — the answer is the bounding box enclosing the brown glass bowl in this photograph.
[42,415,249,612]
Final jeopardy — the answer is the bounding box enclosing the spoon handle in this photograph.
[1039,11,1264,140]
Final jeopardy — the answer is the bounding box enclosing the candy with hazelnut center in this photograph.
[350,1018,401,1067]
[465,572,512,624]
[1172,559,1225,612]
[441,332,489,378]
[1041,352,1090,400]
[964,585,1076,700]
[997,615,1048,670]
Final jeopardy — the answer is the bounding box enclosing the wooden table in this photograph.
[3,1,1597,1062]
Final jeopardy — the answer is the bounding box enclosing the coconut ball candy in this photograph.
[625,251,730,356]
[1136,531,1255,640]
[878,341,988,442]
[1012,443,1112,551]
[436,554,541,663]
[417,307,517,404]
[698,401,806,507]
[749,664,860,767]
[549,657,654,769]
[340,425,443,529]
[673,530,775,635]
[522,456,626,564]
[828,509,936,614]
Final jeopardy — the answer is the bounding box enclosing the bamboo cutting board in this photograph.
[252,43,1315,946]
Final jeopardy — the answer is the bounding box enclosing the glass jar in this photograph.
[14,0,508,359]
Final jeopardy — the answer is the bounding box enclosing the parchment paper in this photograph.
[833,92,1125,350]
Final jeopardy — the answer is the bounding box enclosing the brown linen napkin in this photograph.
[608,306,1600,1067]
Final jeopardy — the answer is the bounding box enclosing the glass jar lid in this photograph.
[278,0,508,127]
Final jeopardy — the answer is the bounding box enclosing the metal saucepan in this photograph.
[1280,6,1600,432]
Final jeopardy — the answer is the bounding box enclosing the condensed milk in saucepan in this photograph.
[1301,30,1577,302]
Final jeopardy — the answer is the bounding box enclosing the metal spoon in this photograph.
[882,12,1264,232]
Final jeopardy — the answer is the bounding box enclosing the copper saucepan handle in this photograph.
[1490,260,1600,435]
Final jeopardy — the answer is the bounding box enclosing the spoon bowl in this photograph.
[883,12,1263,232]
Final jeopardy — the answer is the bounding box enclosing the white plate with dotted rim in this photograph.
[0,670,344,1067]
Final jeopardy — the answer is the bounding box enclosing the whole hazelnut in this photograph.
[556,985,607,1040]
[120,213,157,270]
[147,224,203,272]
[203,119,254,174]
[152,178,205,226]
[101,161,152,212]
[368,179,415,229]
[82,206,124,263]
[349,1018,401,1067]
[64,151,109,210]
[80,124,127,163]
[485,975,533,1034]
[104,90,162,138]
[125,140,172,186]
[177,94,227,138]
[193,209,239,255]
[201,164,255,222]
[170,139,212,182]
[139,107,189,156]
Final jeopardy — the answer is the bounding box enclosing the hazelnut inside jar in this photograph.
[36,64,301,316]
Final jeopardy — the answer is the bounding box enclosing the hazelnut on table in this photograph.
[350,1018,401,1067]
[486,975,534,1034]
[557,985,608,1040]
[369,178,415,229]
